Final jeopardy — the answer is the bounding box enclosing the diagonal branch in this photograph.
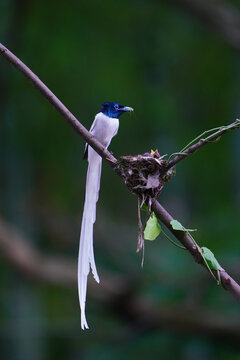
[166,120,240,170]
[0,43,117,166]
[165,0,240,52]
[1,42,240,302]
[152,202,240,302]
[0,217,129,298]
[1,217,240,339]
[0,217,76,287]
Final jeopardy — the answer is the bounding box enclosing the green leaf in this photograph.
[144,212,161,241]
[170,220,197,232]
[201,247,222,271]
[141,204,148,211]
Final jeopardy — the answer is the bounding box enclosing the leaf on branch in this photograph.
[201,247,223,285]
[170,220,197,232]
[201,247,222,271]
[144,212,161,241]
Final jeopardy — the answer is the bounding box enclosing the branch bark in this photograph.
[0,42,240,302]
[164,0,240,52]
[152,202,240,302]
[0,43,116,166]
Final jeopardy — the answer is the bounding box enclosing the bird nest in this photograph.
[115,150,175,206]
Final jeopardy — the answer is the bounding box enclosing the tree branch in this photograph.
[166,120,240,170]
[165,0,240,52]
[0,217,76,287]
[1,42,240,302]
[0,217,240,340]
[0,217,125,298]
[152,202,240,302]
[0,43,117,166]
[120,296,240,340]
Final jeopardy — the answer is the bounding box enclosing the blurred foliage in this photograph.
[0,0,240,359]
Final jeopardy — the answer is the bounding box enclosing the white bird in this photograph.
[78,102,133,329]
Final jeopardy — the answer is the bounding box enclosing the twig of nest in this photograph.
[114,150,175,265]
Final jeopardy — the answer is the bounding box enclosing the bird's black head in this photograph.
[100,102,134,118]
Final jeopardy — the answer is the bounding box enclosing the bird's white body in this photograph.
[78,112,119,329]
[89,112,119,147]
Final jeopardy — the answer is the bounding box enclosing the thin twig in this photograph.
[166,120,240,170]
[161,229,186,250]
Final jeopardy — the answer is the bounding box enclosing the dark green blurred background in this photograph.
[1,0,240,359]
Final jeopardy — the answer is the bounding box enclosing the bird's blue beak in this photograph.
[121,106,134,112]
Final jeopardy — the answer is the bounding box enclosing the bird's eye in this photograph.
[114,104,119,110]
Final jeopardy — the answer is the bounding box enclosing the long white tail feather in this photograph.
[78,111,120,330]
[78,149,102,329]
